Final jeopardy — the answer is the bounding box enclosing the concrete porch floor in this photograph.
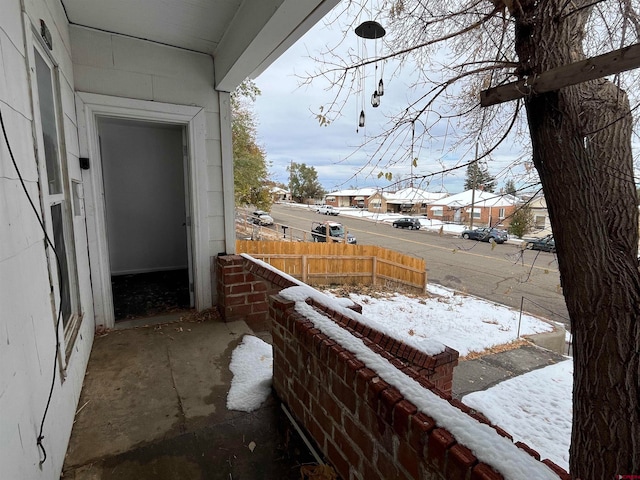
[62,315,318,480]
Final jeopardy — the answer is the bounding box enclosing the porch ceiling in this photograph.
[61,0,339,91]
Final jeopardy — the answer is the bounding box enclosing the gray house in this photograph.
[0,0,338,477]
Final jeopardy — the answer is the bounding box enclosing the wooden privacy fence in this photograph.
[236,240,427,292]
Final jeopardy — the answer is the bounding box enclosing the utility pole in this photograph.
[469,141,478,230]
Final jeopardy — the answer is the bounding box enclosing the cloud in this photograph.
[253,9,535,193]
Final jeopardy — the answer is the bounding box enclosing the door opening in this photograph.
[98,117,194,321]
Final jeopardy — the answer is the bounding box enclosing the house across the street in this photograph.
[271,186,292,203]
[527,192,553,234]
[426,189,519,226]
[323,188,378,208]
[367,187,448,214]
[324,187,448,213]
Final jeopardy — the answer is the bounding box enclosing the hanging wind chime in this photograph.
[355,19,386,131]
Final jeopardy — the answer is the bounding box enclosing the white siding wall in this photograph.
[69,26,229,265]
[0,0,95,478]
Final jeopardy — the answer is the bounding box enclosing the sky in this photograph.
[252,3,640,196]
[226,280,571,478]
[252,4,534,195]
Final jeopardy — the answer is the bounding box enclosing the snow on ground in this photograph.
[226,279,572,474]
[226,335,273,412]
[323,283,553,357]
[284,202,470,236]
[338,207,467,234]
[280,284,562,480]
[280,203,534,246]
[463,360,573,470]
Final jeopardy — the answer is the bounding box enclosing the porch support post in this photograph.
[219,91,236,254]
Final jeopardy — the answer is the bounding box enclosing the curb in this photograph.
[524,323,566,355]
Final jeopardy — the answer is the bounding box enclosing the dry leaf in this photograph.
[248,441,256,452]
[300,464,337,480]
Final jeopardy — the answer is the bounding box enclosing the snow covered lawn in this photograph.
[463,360,573,470]
[324,284,554,357]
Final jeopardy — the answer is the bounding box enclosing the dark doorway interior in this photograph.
[111,269,191,321]
[98,117,194,323]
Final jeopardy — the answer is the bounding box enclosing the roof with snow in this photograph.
[383,187,449,204]
[326,188,378,197]
[429,190,518,208]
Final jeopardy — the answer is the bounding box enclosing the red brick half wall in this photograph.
[216,254,569,480]
[270,295,569,480]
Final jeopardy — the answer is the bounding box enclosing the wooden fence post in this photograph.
[372,256,377,286]
[302,255,308,283]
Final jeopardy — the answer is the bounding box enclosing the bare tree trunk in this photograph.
[514,1,640,478]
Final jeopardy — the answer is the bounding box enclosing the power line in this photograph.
[0,105,63,466]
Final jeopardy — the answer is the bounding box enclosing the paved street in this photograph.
[268,204,571,331]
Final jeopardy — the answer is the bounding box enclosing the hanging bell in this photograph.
[354,21,386,39]
[359,110,365,127]
[371,91,380,108]
[378,79,384,96]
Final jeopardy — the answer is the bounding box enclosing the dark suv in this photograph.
[311,221,357,244]
[392,217,421,230]
[461,227,508,244]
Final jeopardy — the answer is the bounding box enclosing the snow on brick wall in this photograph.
[269,295,467,479]
[269,295,569,480]
[216,254,570,480]
[216,254,457,393]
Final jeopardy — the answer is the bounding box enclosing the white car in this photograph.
[316,205,339,215]
[250,210,274,226]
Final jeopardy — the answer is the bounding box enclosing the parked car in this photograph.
[250,210,274,226]
[461,227,508,244]
[525,234,556,253]
[392,217,421,230]
[311,221,356,244]
[316,205,339,215]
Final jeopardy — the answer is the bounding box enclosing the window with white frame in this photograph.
[499,208,505,219]
[467,207,481,219]
[32,41,81,358]
[431,207,443,217]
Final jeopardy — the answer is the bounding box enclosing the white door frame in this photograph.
[76,92,210,329]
